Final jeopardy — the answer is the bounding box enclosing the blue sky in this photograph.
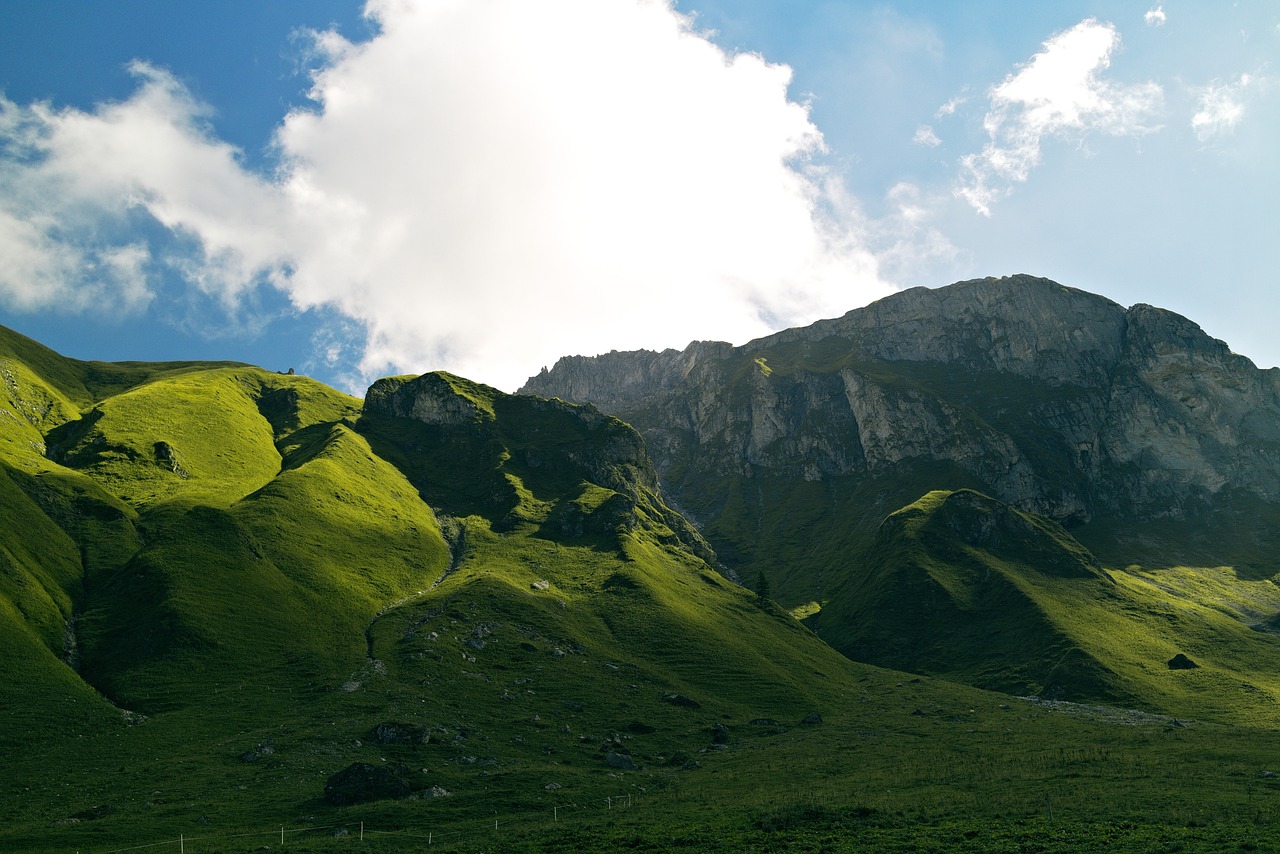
[0,1,1275,392]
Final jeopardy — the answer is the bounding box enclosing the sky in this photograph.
[0,1,1276,393]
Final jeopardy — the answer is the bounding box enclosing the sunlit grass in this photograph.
[6,333,1280,851]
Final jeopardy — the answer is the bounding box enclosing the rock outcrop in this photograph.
[364,371,716,563]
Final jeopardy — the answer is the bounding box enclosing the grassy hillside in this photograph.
[0,335,867,850]
[8,326,1280,850]
[814,488,1280,726]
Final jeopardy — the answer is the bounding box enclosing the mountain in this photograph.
[0,324,872,850]
[522,274,1280,717]
[7,303,1280,851]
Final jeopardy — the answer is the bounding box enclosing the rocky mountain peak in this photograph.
[364,372,492,426]
[520,275,1280,534]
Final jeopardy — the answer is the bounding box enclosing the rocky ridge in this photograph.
[521,275,1280,526]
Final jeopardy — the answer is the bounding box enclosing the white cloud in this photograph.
[955,19,1163,215]
[1191,73,1254,140]
[870,182,957,283]
[912,124,941,147]
[0,0,894,391]
[1144,6,1167,27]
[936,95,966,118]
[0,64,288,316]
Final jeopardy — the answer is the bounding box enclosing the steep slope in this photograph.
[522,275,1280,717]
[822,489,1127,703]
[0,333,870,849]
[819,489,1280,722]
[522,275,1280,533]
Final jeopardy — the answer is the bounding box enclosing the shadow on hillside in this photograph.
[355,412,520,525]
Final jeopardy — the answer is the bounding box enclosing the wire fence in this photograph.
[94,790,642,852]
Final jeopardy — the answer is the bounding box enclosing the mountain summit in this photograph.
[522,274,1280,537]
[522,274,1280,713]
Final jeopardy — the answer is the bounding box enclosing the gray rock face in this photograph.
[520,275,1280,526]
[365,373,482,426]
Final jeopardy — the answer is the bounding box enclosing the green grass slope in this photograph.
[9,330,1280,850]
[0,346,869,850]
[821,490,1130,701]
[820,488,1280,725]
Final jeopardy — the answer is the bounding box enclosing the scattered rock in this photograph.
[1261,771,1277,778]
[605,752,637,770]
[544,782,562,790]
[801,713,823,725]
[332,827,349,838]
[662,692,701,709]
[324,762,414,806]
[427,785,451,798]
[153,441,190,478]
[240,738,276,763]
[372,722,429,745]
[710,723,729,744]
[531,579,550,591]
[1168,653,1199,670]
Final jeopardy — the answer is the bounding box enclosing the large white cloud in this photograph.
[0,0,892,390]
[955,19,1163,216]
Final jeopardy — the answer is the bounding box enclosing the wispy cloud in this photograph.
[936,94,966,118]
[912,125,941,147]
[1190,73,1256,141]
[1144,6,1167,27]
[955,19,1163,216]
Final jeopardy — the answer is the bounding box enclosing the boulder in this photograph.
[605,752,637,770]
